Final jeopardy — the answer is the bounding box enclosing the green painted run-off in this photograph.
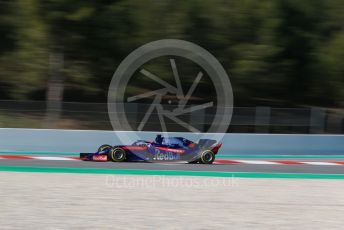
[0,166,344,179]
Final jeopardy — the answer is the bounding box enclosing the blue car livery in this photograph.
[80,134,222,164]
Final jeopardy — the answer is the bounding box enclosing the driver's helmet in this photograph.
[155,134,163,144]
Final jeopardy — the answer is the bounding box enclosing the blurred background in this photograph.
[0,0,343,133]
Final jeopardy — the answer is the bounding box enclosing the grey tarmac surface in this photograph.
[0,159,344,174]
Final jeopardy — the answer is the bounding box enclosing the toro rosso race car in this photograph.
[80,135,222,164]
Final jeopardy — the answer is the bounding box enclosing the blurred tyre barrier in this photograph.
[0,100,343,134]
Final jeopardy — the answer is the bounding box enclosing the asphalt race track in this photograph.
[1,158,344,174]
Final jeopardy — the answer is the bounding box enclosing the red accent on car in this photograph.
[156,147,185,154]
[211,143,222,154]
[188,143,196,148]
[122,146,148,151]
[92,155,108,161]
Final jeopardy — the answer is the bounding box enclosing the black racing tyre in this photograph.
[199,150,215,164]
[98,144,112,153]
[109,147,126,162]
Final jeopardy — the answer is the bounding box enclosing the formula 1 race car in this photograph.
[80,135,222,164]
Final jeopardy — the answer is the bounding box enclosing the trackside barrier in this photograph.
[0,128,343,155]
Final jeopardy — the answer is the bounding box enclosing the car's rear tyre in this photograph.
[109,147,126,162]
[98,144,112,153]
[199,150,215,164]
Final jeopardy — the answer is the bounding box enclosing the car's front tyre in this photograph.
[109,147,126,162]
[98,144,112,153]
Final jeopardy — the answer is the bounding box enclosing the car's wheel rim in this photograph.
[114,150,124,160]
[203,152,213,162]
